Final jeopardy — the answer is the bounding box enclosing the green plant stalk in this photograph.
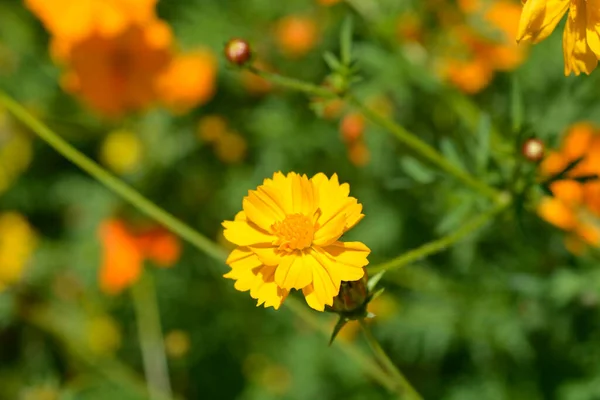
[359,319,423,400]
[19,305,177,400]
[286,298,403,397]
[0,92,228,263]
[347,95,500,200]
[131,274,173,400]
[0,91,412,396]
[244,68,500,200]
[368,198,511,274]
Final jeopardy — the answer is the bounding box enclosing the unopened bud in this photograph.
[224,38,252,66]
[327,268,369,316]
[522,138,544,162]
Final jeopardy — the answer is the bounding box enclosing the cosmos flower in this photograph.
[222,172,370,311]
[538,122,600,252]
[99,219,181,294]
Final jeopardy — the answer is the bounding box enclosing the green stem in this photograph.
[285,298,401,396]
[131,273,173,400]
[243,68,500,200]
[368,199,511,274]
[0,92,227,263]
[359,320,423,400]
[347,95,500,200]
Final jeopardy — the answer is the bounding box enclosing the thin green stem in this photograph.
[347,95,500,200]
[131,273,173,400]
[0,92,227,263]
[285,298,401,396]
[247,66,335,99]
[242,68,500,200]
[359,320,423,400]
[368,199,511,274]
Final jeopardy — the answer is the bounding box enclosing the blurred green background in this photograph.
[3,0,600,399]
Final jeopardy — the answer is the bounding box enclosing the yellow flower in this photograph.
[517,0,600,75]
[0,212,37,290]
[222,172,370,311]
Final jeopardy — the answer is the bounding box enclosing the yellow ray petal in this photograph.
[517,0,569,43]
[224,248,287,309]
[301,263,338,311]
[563,0,598,76]
[243,190,282,232]
[250,244,282,266]
[312,211,346,247]
[315,242,369,282]
[585,0,600,56]
[274,251,313,290]
[222,220,274,247]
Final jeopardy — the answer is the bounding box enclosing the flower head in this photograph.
[222,172,370,311]
[538,122,600,252]
[99,219,180,294]
[517,0,600,75]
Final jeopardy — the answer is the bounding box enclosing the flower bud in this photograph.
[522,138,544,162]
[224,38,252,65]
[327,268,369,316]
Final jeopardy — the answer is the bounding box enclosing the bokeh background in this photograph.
[3,0,600,399]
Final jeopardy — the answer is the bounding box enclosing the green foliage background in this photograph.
[2,0,600,399]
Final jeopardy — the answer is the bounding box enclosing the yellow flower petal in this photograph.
[301,265,337,311]
[243,190,283,232]
[319,241,370,281]
[585,0,600,56]
[224,247,288,309]
[260,171,294,215]
[291,172,317,216]
[312,173,364,238]
[312,211,346,247]
[274,251,313,290]
[563,0,598,76]
[250,244,282,266]
[517,0,569,43]
[222,220,274,247]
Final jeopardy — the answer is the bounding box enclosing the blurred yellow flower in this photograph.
[222,172,370,311]
[538,122,600,252]
[0,212,37,291]
[214,131,248,164]
[197,114,228,143]
[86,314,122,355]
[517,0,600,75]
[0,108,32,194]
[99,129,143,174]
[164,330,191,358]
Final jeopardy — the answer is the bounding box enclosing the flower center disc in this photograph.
[272,213,314,251]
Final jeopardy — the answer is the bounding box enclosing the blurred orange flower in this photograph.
[26,0,217,117]
[439,1,526,94]
[275,16,319,58]
[538,122,600,252]
[156,50,218,113]
[25,0,157,44]
[99,219,180,294]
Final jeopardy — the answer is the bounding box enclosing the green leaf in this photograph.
[440,138,468,172]
[475,113,491,173]
[329,316,349,346]
[400,156,436,184]
[367,271,386,292]
[340,16,354,67]
[323,51,342,71]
